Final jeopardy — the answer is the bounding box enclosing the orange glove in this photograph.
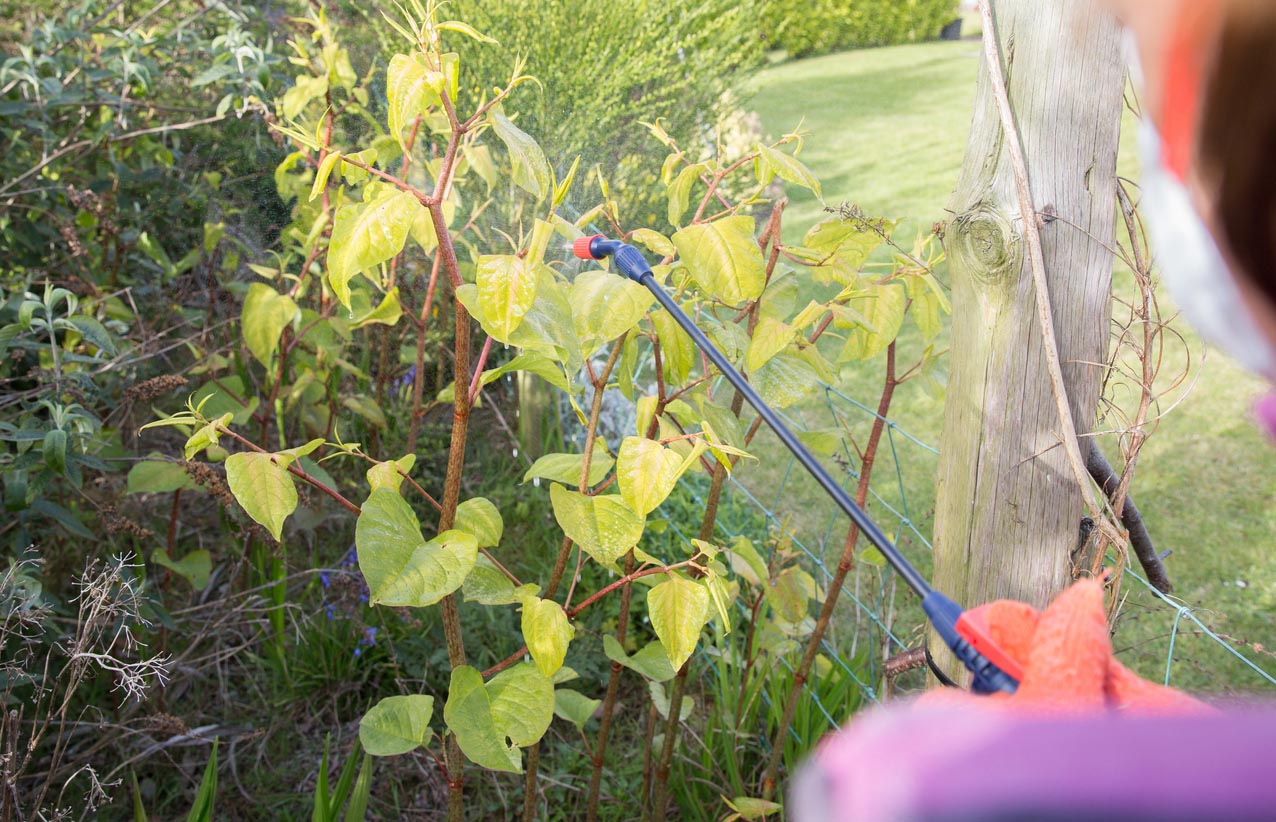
[920,580,1208,714]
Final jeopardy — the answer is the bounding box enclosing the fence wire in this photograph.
[657,375,1276,753]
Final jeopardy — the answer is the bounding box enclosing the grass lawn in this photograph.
[738,40,1276,692]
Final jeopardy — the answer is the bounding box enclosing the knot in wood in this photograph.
[952,205,1019,287]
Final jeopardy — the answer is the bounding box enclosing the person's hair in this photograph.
[1198,4,1276,306]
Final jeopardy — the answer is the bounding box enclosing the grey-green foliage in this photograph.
[449,0,766,226]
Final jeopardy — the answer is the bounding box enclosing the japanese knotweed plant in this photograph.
[145,2,951,817]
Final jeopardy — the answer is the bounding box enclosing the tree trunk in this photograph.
[930,0,1124,683]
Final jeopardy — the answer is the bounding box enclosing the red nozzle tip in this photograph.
[573,234,603,260]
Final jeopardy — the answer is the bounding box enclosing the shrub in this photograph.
[446,0,766,227]
[762,0,959,58]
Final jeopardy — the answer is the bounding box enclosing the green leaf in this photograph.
[349,287,403,329]
[355,489,478,607]
[444,666,521,773]
[191,379,257,426]
[127,460,199,494]
[445,664,554,773]
[725,536,768,588]
[183,413,232,461]
[366,454,415,493]
[522,443,612,487]
[486,663,554,748]
[752,351,818,409]
[602,635,677,682]
[616,437,684,517]
[548,485,645,565]
[387,54,442,152]
[437,20,498,43]
[673,216,766,306]
[186,739,218,822]
[310,151,342,202]
[570,270,654,355]
[756,143,822,199]
[242,283,300,366]
[359,694,434,756]
[906,273,950,342]
[630,228,677,258]
[766,566,816,624]
[150,549,211,590]
[41,429,67,474]
[480,351,571,393]
[647,575,710,669]
[667,163,703,227]
[454,497,503,548]
[743,315,794,372]
[476,255,538,343]
[282,73,328,121]
[488,105,551,199]
[68,316,116,355]
[521,596,573,677]
[838,282,906,362]
[724,796,782,820]
[801,216,896,285]
[650,309,694,385]
[328,188,421,308]
[225,452,298,541]
[553,689,600,731]
[462,555,540,605]
[649,680,694,721]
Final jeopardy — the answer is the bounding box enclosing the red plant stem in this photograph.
[467,335,493,404]
[481,560,698,679]
[407,253,443,453]
[760,342,897,800]
[166,488,181,555]
[216,426,361,515]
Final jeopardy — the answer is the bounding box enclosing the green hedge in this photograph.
[447,0,765,227]
[762,0,959,58]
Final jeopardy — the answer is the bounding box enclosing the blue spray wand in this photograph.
[574,234,1021,695]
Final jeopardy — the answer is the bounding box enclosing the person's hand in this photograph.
[922,579,1207,713]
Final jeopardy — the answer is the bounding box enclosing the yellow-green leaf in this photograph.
[673,216,766,306]
[650,309,694,386]
[360,695,434,756]
[488,105,551,199]
[225,452,298,541]
[570,270,654,355]
[366,454,416,493]
[756,143,822,199]
[355,489,478,607]
[838,281,906,362]
[387,54,442,153]
[616,436,684,516]
[454,497,503,548]
[647,575,711,669]
[522,442,613,487]
[476,254,538,343]
[521,596,573,677]
[743,315,794,373]
[444,666,521,773]
[328,188,421,308]
[310,150,341,202]
[242,283,299,366]
[548,485,644,566]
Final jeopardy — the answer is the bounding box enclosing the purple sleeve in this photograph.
[791,703,1276,821]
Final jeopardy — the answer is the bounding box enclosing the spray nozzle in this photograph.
[571,234,653,283]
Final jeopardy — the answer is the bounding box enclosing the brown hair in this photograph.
[1198,5,1276,306]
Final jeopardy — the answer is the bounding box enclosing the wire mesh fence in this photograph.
[662,374,1276,758]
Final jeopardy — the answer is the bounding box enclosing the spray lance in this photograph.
[573,234,1022,695]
